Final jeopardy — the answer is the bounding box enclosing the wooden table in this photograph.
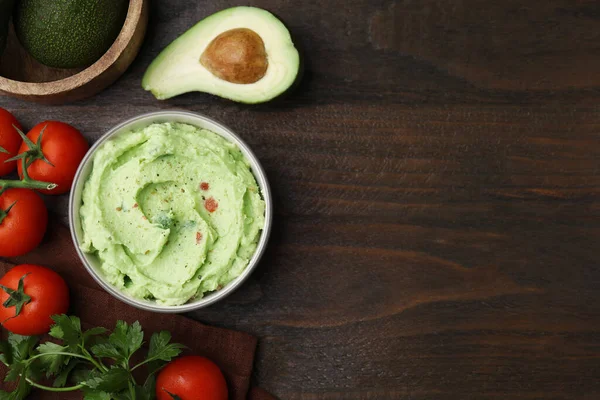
[2,0,600,399]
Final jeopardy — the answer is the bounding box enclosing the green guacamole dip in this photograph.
[79,122,265,306]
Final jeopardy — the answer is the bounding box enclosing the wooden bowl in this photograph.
[0,0,148,104]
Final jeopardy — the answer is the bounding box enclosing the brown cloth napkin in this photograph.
[0,217,276,400]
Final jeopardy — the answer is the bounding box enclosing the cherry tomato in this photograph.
[0,108,23,176]
[0,264,69,335]
[0,188,48,257]
[17,121,88,195]
[156,356,228,400]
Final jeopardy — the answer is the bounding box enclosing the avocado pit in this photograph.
[200,28,268,84]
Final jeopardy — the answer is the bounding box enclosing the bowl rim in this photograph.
[68,110,273,313]
[0,0,145,96]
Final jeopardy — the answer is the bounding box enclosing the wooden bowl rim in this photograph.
[0,0,144,96]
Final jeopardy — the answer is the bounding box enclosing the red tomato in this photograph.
[0,264,69,336]
[0,188,47,257]
[0,108,23,176]
[156,356,228,400]
[17,121,88,195]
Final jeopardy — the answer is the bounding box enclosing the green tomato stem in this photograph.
[0,274,32,320]
[0,201,16,225]
[0,178,57,191]
[0,148,57,194]
[21,155,36,182]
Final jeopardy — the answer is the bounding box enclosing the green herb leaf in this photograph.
[53,358,80,388]
[24,359,43,384]
[90,342,123,361]
[37,342,68,376]
[0,145,9,155]
[147,331,185,362]
[127,321,144,355]
[0,317,185,400]
[70,367,94,384]
[105,320,144,363]
[49,315,83,349]
[114,393,133,400]
[140,331,185,374]
[134,374,156,400]
[5,361,26,383]
[82,388,111,400]
[82,367,130,392]
[0,335,35,399]
[83,327,109,344]
[110,320,132,355]
[7,334,38,362]
[15,375,32,400]
[4,372,32,400]
[0,340,12,365]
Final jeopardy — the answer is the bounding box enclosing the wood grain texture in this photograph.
[1,0,600,399]
[0,0,148,104]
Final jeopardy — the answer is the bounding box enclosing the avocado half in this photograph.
[142,6,300,104]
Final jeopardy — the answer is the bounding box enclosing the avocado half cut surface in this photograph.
[142,6,300,104]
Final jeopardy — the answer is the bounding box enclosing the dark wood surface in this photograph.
[2,0,600,399]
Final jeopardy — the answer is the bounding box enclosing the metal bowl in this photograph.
[69,111,272,313]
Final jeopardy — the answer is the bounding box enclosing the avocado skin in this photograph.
[14,0,129,69]
[0,0,16,56]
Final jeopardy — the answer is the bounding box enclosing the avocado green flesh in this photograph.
[0,0,16,55]
[79,123,266,306]
[142,6,300,104]
[14,0,129,69]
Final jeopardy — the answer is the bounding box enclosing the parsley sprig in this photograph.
[0,315,185,399]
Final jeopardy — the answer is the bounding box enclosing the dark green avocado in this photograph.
[14,0,129,69]
[0,0,16,56]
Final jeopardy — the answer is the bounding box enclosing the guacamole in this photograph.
[79,122,265,306]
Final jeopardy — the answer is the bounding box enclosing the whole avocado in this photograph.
[14,0,129,69]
